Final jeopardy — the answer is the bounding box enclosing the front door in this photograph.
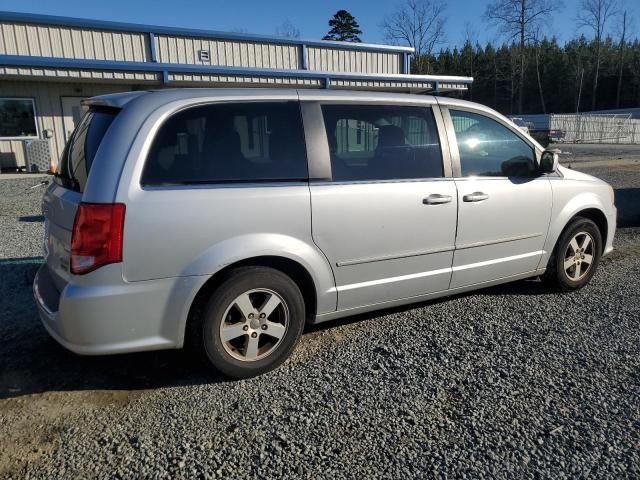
[444,107,552,288]
[61,96,88,141]
[309,102,458,310]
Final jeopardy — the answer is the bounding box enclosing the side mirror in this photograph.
[540,150,559,173]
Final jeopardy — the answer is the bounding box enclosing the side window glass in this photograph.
[321,104,443,182]
[141,102,307,185]
[450,110,536,177]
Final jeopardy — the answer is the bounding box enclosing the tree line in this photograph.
[427,35,640,115]
[297,1,639,115]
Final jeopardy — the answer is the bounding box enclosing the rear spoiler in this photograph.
[82,91,148,109]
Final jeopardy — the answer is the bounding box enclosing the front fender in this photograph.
[180,233,337,315]
[538,190,609,269]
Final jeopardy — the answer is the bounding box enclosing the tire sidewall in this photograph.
[554,218,602,291]
[200,268,305,379]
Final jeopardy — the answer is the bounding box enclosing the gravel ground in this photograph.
[1,157,639,479]
[553,143,640,164]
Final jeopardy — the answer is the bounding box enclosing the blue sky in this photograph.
[1,0,638,49]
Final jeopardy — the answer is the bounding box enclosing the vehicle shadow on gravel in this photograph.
[0,259,222,401]
[307,278,556,337]
[615,188,640,227]
[0,258,547,400]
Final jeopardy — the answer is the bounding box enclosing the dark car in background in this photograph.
[530,127,566,147]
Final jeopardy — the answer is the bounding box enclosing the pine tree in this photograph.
[323,10,362,42]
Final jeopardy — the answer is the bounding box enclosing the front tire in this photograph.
[192,267,305,379]
[542,217,602,291]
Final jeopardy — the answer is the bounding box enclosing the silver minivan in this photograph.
[34,89,617,378]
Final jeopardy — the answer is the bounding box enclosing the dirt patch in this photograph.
[0,390,144,477]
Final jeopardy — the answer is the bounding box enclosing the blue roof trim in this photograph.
[0,11,415,54]
[0,54,473,85]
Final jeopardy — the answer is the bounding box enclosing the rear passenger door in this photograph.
[304,101,458,311]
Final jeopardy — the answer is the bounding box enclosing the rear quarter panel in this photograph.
[113,95,337,315]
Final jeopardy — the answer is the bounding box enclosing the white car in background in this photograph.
[510,117,532,135]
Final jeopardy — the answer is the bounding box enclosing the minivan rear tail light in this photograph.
[70,203,126,275]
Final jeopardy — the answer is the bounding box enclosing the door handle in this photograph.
[423,194,453,205]
[463,192,489,202]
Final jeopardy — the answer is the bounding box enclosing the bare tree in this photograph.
[614,8,631,107]
[533,29,547,113]
[485,0,560,114]
[577,0,618,110]
[381,0,446,74]
[463,22,477,100]
[275,19,301,39]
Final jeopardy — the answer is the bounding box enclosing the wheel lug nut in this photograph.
[261,324,267,330]
[248,313,254,319]
[259,313,266,319]
[243,325,248,331]
[251,332,257,338]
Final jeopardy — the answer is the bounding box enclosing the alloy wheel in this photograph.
[219,288,289,362]
[563,231,595,282]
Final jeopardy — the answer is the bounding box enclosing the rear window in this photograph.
[141,102,307,186]
[56,107,119,192]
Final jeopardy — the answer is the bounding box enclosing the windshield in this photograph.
[55,106,119,192]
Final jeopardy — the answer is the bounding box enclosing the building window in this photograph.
[0,98,38,139]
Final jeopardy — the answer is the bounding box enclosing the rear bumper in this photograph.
[33,264,203,355]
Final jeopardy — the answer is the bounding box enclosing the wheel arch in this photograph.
[572,208,608,251]
[172,234,336,349]
[540,202,610,272]
[182,255,327,349]
[540,187,611,267]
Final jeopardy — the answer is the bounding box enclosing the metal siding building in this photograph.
[0,12,471,170]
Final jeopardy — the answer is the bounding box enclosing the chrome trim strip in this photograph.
[336,233,541,267]
[331,267,452,293]
[455,232,542,250]
[311,177,454,186]
[452,250,544,272]
[331,250,544,293]
[336,246,454,267]
[314,268,545,324]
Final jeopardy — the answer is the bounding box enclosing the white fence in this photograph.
[518,113,640,144]
[551,114,640,144]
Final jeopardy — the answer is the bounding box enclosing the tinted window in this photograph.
[56,107,119,192]
[450,110,536,177]
[322,105,443,181]
[141,102,307,185]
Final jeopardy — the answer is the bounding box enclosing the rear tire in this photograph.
[190,267,305,379]
[542,217,602,292]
